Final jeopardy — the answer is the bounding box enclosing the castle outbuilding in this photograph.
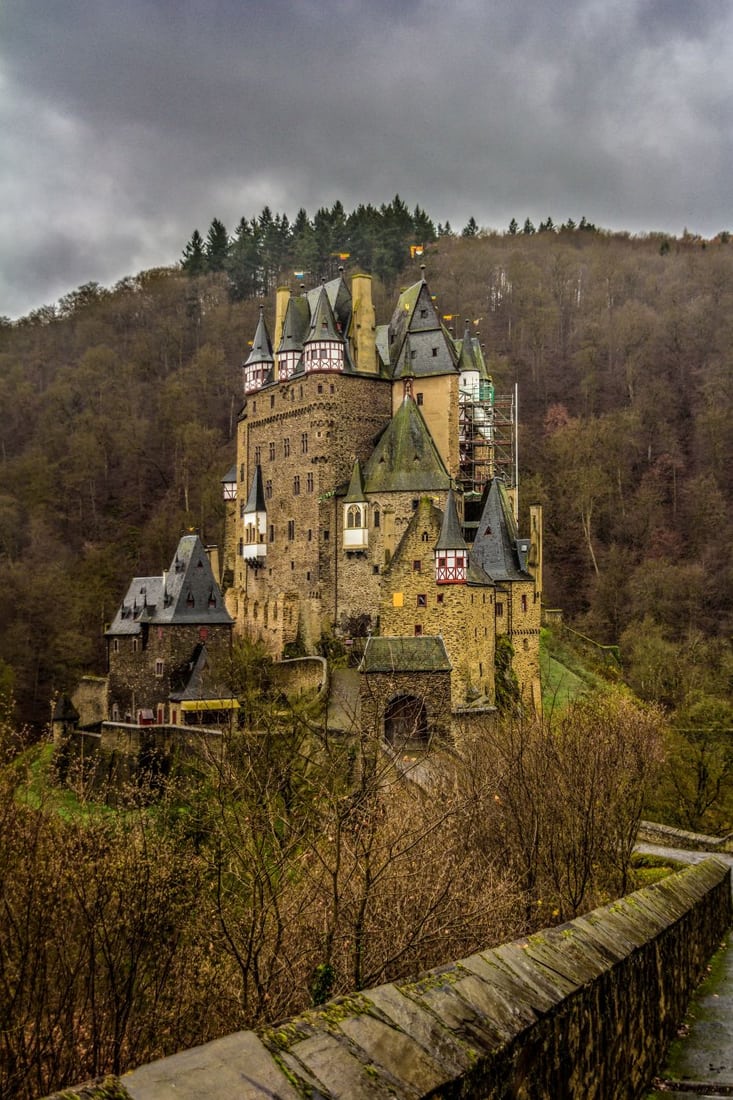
[223,270,543,736]
[105,534,235,726]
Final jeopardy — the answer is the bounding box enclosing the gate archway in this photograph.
[384,694,428,749]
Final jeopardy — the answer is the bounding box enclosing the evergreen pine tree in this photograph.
[205,218,229,272]
[181,229,206,275]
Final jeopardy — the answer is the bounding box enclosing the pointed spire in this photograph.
[344,459,366,503]
[304,286,341,343]
[245,306,274,366]
[243,465,266,514]
[435,490,467,551]
[457,319,477,374]
[243,306,274,394]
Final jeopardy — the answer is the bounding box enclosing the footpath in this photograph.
[639,844,733,1099]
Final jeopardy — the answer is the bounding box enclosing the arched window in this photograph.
[347,504,363,529]
[373,507,380,528]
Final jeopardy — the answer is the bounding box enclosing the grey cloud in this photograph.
[2,0,733,318]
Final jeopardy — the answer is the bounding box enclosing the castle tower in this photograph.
[303,286,346,374]
[243,307,274,394]
[350,273,377,374]
[387,277,461,479]
[435,490,468,584]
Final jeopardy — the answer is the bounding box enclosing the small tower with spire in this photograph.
[343,459,368,550]
[243,306,274,394]
[434,490,468,583]
[242,465,267,567]
[303,286,345,374]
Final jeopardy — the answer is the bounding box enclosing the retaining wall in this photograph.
[58,857,731,1099]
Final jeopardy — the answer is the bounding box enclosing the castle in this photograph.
[221,270,543,735]
[98,269,542,739]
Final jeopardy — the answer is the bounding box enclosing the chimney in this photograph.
[205,545,221,585]
[274,285,291,379]
[350,273,377,374]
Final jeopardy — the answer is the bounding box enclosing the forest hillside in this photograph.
[1,221,731,753]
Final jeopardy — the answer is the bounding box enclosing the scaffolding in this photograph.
[458,384,516,497]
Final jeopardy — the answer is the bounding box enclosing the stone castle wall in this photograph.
[87,858,731,1099]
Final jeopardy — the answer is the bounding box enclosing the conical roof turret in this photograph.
[245,306,274,366]
[435,490,467,551]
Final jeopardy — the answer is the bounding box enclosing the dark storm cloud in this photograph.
[2,0,732,318]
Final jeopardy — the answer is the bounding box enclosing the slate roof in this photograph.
[388,279,458,379]
[278,294,310,354]
[221,465,237,487]
[362,395,451,493]
[304,285,343,343]
[360,635,452,673]
[243,465,266,513]
[470,479,531,582]
[306,275,352,335]
[344,459,366,503]
[435,490,467,551]
[107,535,233,635]
[245,307,274,366]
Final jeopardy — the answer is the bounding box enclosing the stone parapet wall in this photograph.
[69,857,731,1100]
[270,657,328,700]
[638,818,733,854]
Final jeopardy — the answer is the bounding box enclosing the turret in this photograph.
[342,459,368,550]
[243,307,274,395]
[435,490,468,584]
[242,465,267,567]
[303,286,345,374]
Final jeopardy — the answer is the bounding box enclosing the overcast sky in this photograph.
[2,0,732,319]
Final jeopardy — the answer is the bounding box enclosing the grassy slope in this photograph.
[540,626,617,713]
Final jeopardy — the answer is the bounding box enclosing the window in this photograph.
[269,441,276,461]
[112,638,119,653]
[269,524,274,541]
[317,383,323,394]
[413,560,422,572]
[431,347,438,357]
[254,445,262,465]
[252,400,257,413]
[239,463,244,480]
[306,472,314,492]
[373,507,380,528]
[421,530,429,542]
[265,479,272,499]
[496,603,504,617]
[411,349,417,359]
[306,570,311,581]
[324,529,330,541]
[293,475,300,495]
[301,432,308,453]
[417,593,427,607]
[416,392,424,406]
[288,520,295,540]
[270,395,275,408]
[132,637,139,653]
[307,528,312,541]
[347,504,362,528]
[412,499,419,510]
[291,560,295,570]
[155,659,164,677]
[414,624,423,636]
[373,564,380,575]
[523,638,530,651]
[240,503,245,518]
[284,437,290,457]
[437,593,444,604]
[330,384,335,394]
[521,594,528,613]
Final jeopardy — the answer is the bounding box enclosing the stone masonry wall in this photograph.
[234,372,392,655]
[85,857,731,1100]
